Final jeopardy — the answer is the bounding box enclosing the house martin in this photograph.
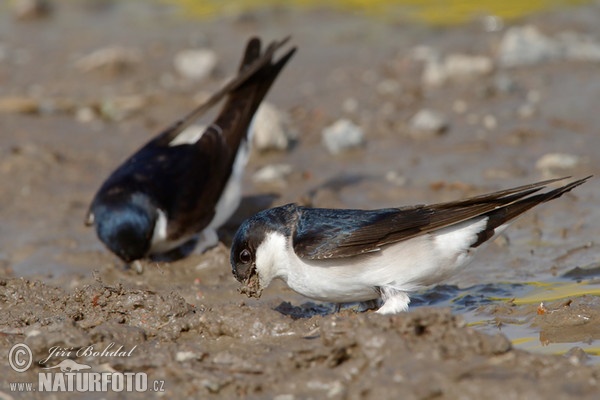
[86,37,296,268]
[231,176,590,314]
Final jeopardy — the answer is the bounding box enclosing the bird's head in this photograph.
[230,204,297,298]
[93,193,157,263]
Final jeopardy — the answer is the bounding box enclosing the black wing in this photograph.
[86,37,296,240]
[293,176,590,259]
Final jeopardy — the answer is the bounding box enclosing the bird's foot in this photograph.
[376,287,410,314]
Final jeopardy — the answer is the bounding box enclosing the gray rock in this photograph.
[415,46,493,86]
[174,48,218,81]
[498,25,561,67]
[499,26,600,67]
[558,31,600,62]
[322,119,365,154]
[75,46,141,73]
[252,164,293,184]
[408,109,449,138]
[535,153,583,177]
[251,102,295,151]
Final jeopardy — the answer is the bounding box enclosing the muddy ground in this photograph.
[1,1,599,399]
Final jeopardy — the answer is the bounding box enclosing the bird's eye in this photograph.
[239,249,252,264]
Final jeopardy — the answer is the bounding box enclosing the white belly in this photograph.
[280,217,489,303]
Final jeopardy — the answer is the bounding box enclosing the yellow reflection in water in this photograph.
[512,280,600,305]
[167,0,589,25]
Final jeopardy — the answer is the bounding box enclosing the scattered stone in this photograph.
[174,48,218,81]
[252,164,293,184]
[416,46,493,86]
[99,95,147,121]
[75,46,141,73]
[442,54,493,80]
[408,109,449,139]
[558,31,600,62]
[497,25,600,67]
[13,0,52,20]
[251,102,295,151]
[76,107,97,123]
[483,115,497,130]
[498,25,561,67]
[0,96,38,114]
[385,171,407,186]
[201,379,223,394]
[175,351,199,362]
[535,153,583,177]
[322,119,365,154]
[517,103,536,119]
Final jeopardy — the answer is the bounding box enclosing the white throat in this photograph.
[255,231,290,288]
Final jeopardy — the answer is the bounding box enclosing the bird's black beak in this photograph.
[233,261,255,283]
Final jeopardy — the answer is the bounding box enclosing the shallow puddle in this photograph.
[413,277,600,363]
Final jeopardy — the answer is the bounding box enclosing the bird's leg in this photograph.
[376,287,411,314]
[132,260,144,274]
[195,228,219,254]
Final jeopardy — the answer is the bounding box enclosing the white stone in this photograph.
[75,46,141,72]
[175,351,197,362]
[408,109,449,138]
[251,102,295,151]
[417,48,493,86]
[558,31,600,62]
[483,115,497,130]
[252,164,293,184]
[322,119,365,154]
[536,153,582,175]
[498,25,561,67]
[174,48,218,81]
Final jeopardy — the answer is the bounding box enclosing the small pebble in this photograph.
[251,102,295,151]
[421,52,493,86]
[498,25,561,67]
[536,153,582,177]
[76,107,97,123]
[252,164,293,184]
[322,119,365,154]
[385,171,407,186]
[483,115,497,130]
[175,351,197,362]
[75,46,141,73]
[408,109,449,139]
[201,379,222,394]
[518,103,536,119]
[0,96,38,114]
[174,48,218,81]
